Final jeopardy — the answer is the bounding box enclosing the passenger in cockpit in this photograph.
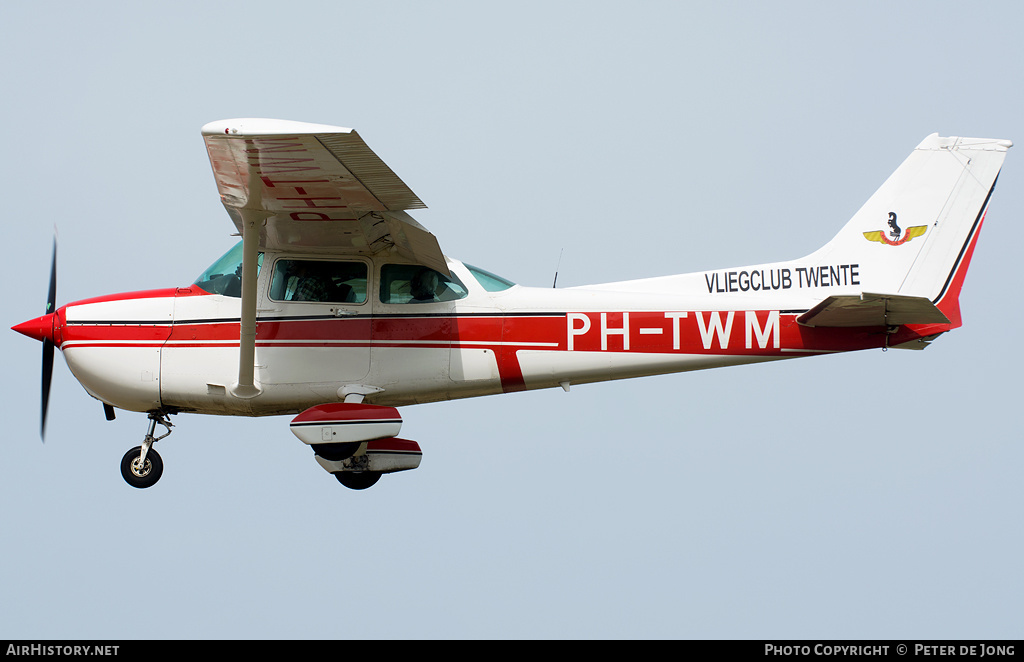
[292,262,330,302]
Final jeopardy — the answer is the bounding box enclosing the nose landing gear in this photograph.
[120,412,174,489]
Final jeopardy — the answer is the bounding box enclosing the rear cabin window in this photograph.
[270,259,368,303]
[464,264,516,292]
[379,265,468,304]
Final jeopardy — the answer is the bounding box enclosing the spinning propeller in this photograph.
[12,237,58,440]
[41,238,57,439]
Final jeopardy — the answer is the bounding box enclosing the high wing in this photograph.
[201,119,449,398]
[201,118,447,275]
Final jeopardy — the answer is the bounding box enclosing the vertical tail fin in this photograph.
[579,134,1009,326]
[803,135,1010,327]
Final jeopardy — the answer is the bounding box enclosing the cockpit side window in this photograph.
[379,264,468,304]
[193,241,263,297]
[270,259,368,303]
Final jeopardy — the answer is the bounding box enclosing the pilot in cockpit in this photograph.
[410,268,440,303]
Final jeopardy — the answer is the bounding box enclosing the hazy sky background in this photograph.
[2,1,1022,639]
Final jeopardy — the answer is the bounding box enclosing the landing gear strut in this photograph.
[120,412,174,489]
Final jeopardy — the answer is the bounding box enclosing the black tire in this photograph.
[312,442,361,461]
[335,471,381,490]
[120,446,163,489]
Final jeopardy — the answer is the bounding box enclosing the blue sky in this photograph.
[2,1,1022,639]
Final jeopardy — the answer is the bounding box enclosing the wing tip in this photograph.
[916,134,1012,151]
[202,118,354,137]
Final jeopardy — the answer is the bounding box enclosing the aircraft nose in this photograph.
[12,312,57,344]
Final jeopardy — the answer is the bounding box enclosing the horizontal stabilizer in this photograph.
[796,292,950,328]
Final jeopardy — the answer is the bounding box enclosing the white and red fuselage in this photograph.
[20,246,976,418]
[9,120,1010,489]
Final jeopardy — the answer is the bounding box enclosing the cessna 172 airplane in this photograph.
[12,119,1011,490]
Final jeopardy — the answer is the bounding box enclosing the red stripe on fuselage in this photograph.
[66,285,206,308]
[59,310,948,390]
[60,312,946,353]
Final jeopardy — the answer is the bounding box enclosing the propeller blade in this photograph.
[41,338,53,440]
[47,238,56,314]
[41,236,57,440]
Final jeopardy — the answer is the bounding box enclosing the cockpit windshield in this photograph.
[464,264,516,292]
[193,241,263,297]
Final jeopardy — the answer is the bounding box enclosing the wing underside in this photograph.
[202,118,447,274]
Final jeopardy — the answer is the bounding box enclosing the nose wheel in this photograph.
[121,446,163,488]
[120,412,173,489]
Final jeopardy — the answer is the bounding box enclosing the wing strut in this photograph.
[232,212,264,399]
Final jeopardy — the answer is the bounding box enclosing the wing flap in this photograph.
[316,133,426,211]
[796,292,951,327]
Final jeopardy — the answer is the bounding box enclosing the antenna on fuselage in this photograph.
[552,248,564,288]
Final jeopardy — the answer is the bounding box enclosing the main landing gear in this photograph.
[335,470,382,490]
[120,411,174,489]
[292,402,422,490]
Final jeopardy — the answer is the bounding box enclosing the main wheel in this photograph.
[335,471,381,490]
[312,442,361,461]
[120,446,163,489]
